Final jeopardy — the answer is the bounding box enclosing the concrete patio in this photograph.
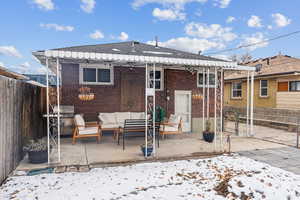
[16,131,287,171]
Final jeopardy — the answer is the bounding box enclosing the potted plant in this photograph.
[141,129,154,156]
[23,138,48,164]
[203,120,215,143]
[140,142,153,157]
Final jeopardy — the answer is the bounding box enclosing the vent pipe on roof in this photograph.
[198,50,202,55]
[131,41,136,52]
[155,36,159,48]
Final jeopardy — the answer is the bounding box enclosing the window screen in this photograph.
[260,80,268,97]
[290,81,300,91]
[232,82,242,98]
[97,68,111,83]
[83,68,96,82]
[198,73,216,87]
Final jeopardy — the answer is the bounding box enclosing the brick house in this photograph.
[225,54,300,110]
[34,41,253,132]
[33,41,255,162]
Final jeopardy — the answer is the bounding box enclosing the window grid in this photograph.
[260,80,268,97]
[231,82,242,98]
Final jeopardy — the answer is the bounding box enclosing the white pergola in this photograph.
[34,50,255,164]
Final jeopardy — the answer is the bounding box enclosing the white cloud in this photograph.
[240,32,269,51]
[7,62,31,74]
[226,16,236,23]
[247,15,263,28]
[147,37,225,53]
[40,23,74,32]
[35,66,48,74]
[211,54,231,61]
[89,30,104,40]
[32,0,54,11]
[152,8,185,21]
[80,0,96,13]
[214,0,231,8]
[132,0,207,10]
[267,25,273,30]
[271,13,291,28]
[118,32,129,41]
[195,9,202,17]
[185,22,237,42]
[0,46,22,58]
[0,61,5,67]
[20,62,30,68]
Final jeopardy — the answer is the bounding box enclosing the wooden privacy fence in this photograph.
[0,75,46,184]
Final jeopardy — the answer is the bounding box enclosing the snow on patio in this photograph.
[1,155,300,200]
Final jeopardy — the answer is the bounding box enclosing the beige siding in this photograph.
[224,78,277,108]
[277,92,300,109]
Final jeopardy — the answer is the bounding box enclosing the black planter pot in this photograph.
[141,146,153,157]
[28,150,48,164]
[203,131,215,143]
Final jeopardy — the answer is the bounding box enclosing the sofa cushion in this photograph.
[168,114,181,127]
[74,114,85,131]
[79,127,98,135]
[101,123,119,129]
[130,112,145,119]
[98,113,117,124]
[160,125,178,132]
[115,112,131,124]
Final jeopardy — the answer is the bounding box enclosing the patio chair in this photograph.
[73,114,102,144]
[160,114,183,139]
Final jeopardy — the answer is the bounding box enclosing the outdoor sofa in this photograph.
[98,112,146,139]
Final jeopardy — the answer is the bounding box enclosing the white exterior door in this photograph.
[175,90,192,132]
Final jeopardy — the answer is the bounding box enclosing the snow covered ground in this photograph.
[1,155,300,200]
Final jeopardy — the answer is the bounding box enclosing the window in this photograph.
[231,82,242,98]
[197,72,216,88]
[148,68,164,90]
[289,81,300,91]
[80,64,114,85]
[260,80,268,97]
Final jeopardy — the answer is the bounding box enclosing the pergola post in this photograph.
[207,68,210,122]
[220,68,224,151]
[202,67,206,133]
[56,58,61,163]
[46,58,50,164]
[246,71,250,136]
[145,63,148,158]
[214,67,217,151]
[153,63,156,156]
[250,71,255,136]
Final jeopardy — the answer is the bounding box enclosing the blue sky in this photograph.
[0,0,299,74]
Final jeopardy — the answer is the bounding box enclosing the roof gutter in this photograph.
[32,50,255,71]
[225,71,300,81]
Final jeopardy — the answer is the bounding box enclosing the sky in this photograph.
[0,0,300,74]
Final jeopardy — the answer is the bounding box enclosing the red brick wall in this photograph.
[61,63,217,120]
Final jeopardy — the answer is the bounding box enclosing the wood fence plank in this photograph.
[0,76,46,184]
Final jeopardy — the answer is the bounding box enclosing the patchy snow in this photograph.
[1,155,300,200]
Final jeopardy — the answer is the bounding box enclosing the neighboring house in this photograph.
[33,41,249,133]
[224,54,300,110]
[23,74,57,86]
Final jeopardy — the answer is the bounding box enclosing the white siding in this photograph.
[276,92,300,109]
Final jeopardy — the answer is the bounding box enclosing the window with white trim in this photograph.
[79,64,114,85]
[260,80,268,97]
[197,72,216,88]
[289,81,300,91]
[148,68,164,90]
[231,82,242,98]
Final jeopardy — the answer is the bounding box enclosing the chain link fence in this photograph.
[224,106,300,148]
